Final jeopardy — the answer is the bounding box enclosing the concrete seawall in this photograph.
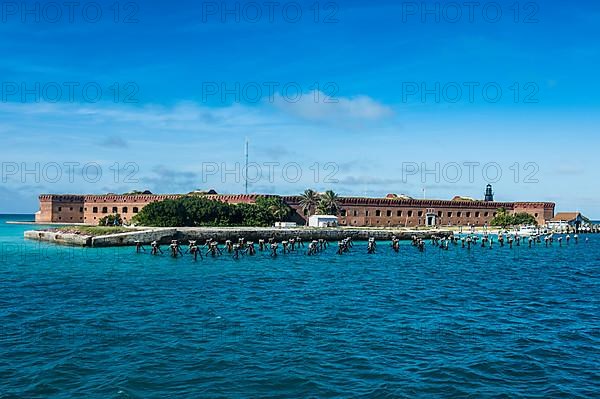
[91,228,179,247]
[24,230,92,246]
[25,227,452,247]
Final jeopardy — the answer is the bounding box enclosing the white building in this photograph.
[274,222,297,228]
[308,215,338,227]
[547,212,586,231]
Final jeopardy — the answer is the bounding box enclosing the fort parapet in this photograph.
[35,192,555,227]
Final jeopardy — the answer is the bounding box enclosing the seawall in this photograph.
[24,230,92,246]
[25,227,453,247]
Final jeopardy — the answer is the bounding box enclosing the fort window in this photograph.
[408,211,413,217]
[58,207,62,211]
[447,212,453,217]
[80,207,83,212]
[387,210,392,217]
[102,207,108,213]
[484,212,489,217]
[353,210,358,216]
[122,207,128,213]
[438,211,442,217]
[397,210,402,217]
[341,210,347,216]
[303,209,308,215]
[365,210,369,216]
[475,212,480,217]
[535,213,539,217]
[58,217,61,220]
[93,207,98,213]
[418,211,423,217]
[376,210,381,217]
[466,212,471,217]
[457,212,462,217]
[133,207,139,213]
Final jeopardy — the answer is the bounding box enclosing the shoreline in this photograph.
[24,226,454,248]
[7,221,87,226]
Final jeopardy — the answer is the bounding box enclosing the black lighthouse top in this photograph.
[484,184,494,202]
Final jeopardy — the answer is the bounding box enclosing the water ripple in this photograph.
[1,219,599,397]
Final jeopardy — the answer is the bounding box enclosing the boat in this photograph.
[517,225,541,236]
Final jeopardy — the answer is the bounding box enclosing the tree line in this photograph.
[130,189,343,227]
[131,195,292,227]
[490,207,538,227]
[108,190,537,228]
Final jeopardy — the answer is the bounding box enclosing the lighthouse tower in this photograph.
[484,184,494,202]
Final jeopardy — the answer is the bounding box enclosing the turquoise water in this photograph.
[1,215,599,398]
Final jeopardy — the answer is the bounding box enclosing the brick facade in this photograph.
[36,194,266,225]
[283,196,554,227]
[35,193,555,227]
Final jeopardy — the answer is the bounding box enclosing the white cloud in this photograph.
[272,90,394,123]
[336,175,407,186]
[99,136,129,148]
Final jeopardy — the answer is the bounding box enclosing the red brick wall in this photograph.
[285,197,555,227]
[37,194,556,227]
[513,202,555,226]
[35,195,85,223]
[82,194,264,224]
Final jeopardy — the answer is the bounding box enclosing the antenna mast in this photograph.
[245,139,249,194]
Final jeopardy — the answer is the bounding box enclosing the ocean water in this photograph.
[1,215,599,398]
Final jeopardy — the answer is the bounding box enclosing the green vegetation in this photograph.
[99,213,123,226]
[54,226,132,236]
[299,189,342,216]
[131,196,292,227]
[317,190,341,215]
[490,207,538,227]
[299,189,320,217]
[122,190,153,195]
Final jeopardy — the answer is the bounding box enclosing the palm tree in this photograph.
[318,190,341,215]
[269,201,291,222]
[299,189,320,217]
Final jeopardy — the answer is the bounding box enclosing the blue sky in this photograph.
[1,0,599,217]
